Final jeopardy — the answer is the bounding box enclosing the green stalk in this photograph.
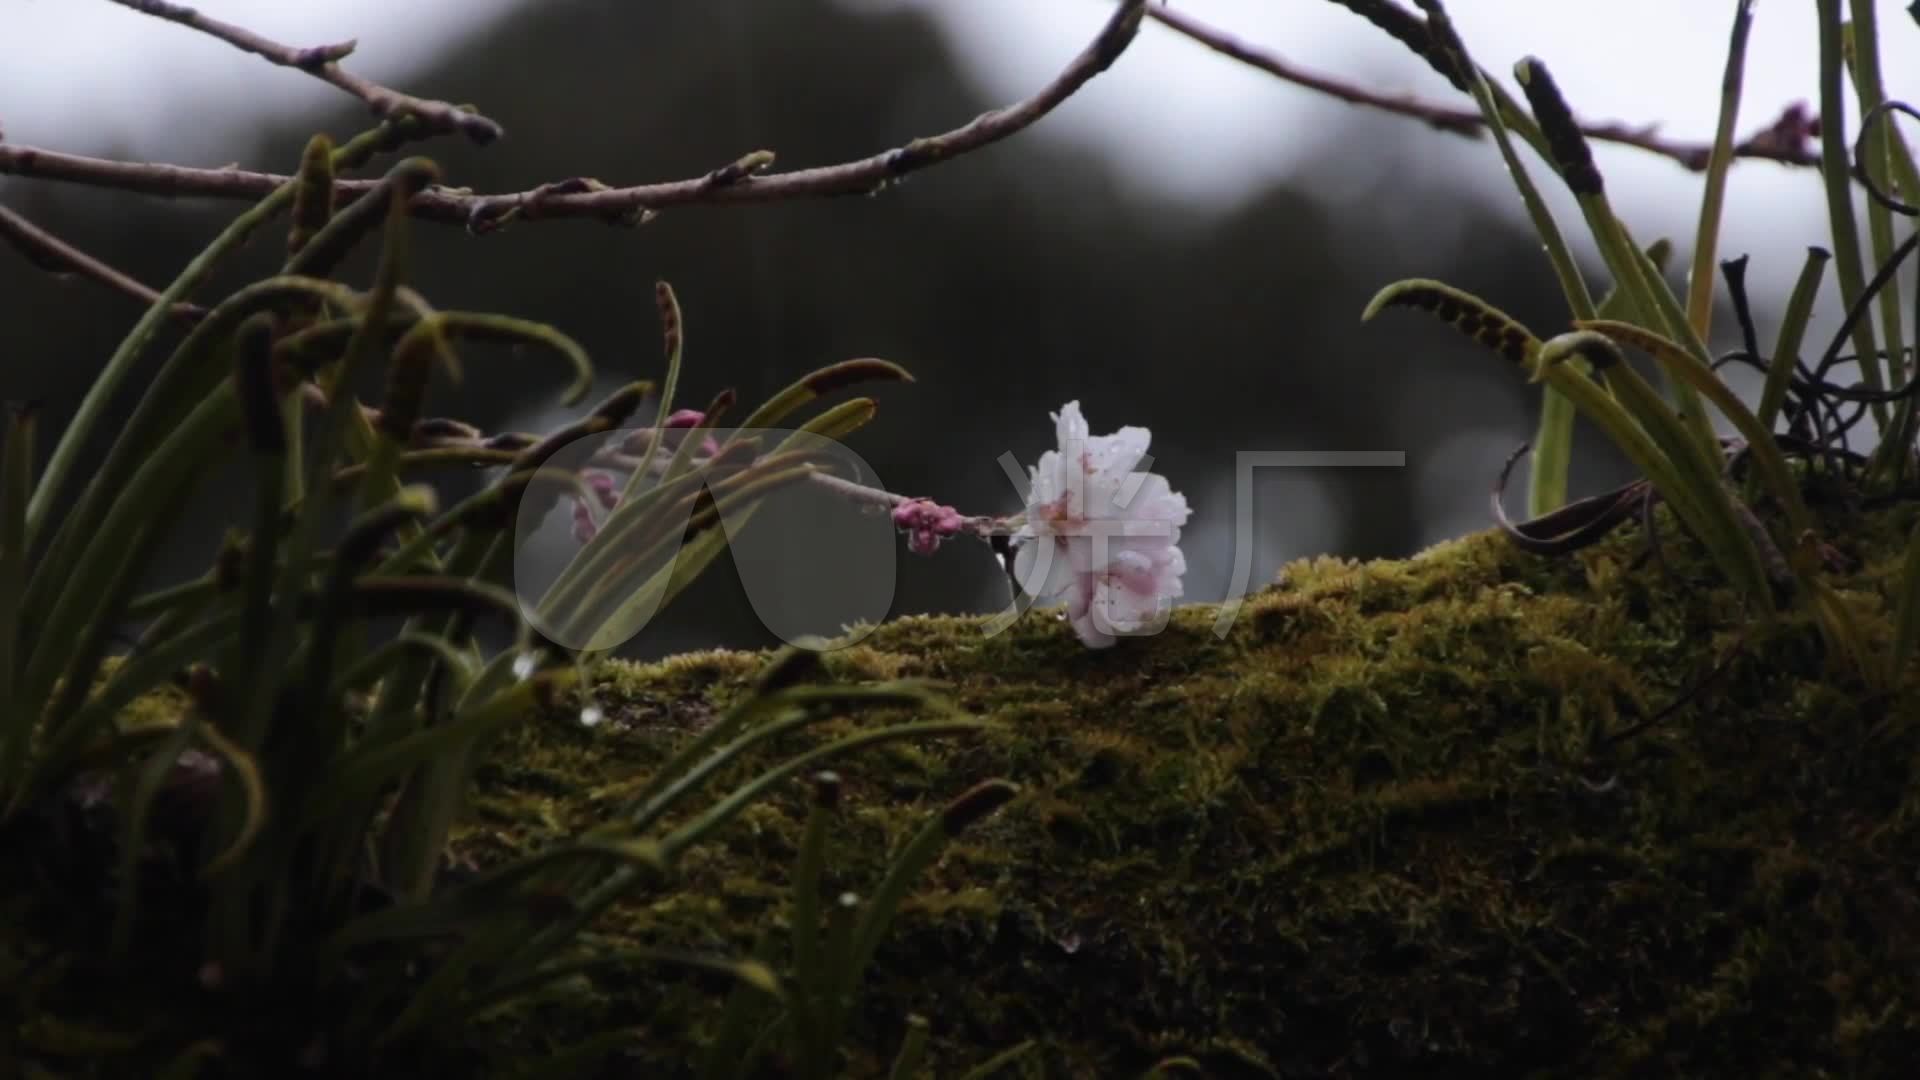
[570,418,865,643]
[1893,516,1920,673]
[1512,56,1720,457]
[697,936,784,1080]
[618,281,687,504]
[1530,239,1673,520]
[887,1017,933,1080]
[499,716,983,991]
[328,632,478,698]
[1817,0,1890,430]
[1576,320,1812,534]
[25,122,424,549]
[1543,331,1780,605]
[627,685,950,834]
[954,1042,1041,1080]
[0,405,35,788]
[1760,248,1833,436]
[111,713,202,954]
[14,385,243,738]
[378,539,512,903]
[815,889,860,1071]
[360,530,494,744]
[1365,281,1777,606]
[841,780,1018,995]
[538,361,901,636]
[1844,13,1906,375]
[17,278,361,657]
[1403,2,1595,518]
[315,662,576,824]
[233,315,291,745]
[35,612,241,790]
[790,774,838,1077]
[1684,0,1755,342]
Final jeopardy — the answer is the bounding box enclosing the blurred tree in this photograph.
[0,0,1599,654]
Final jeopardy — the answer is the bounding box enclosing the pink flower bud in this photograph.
[582,468,620,509]
[572,469,622,543]
[891,498,967,555]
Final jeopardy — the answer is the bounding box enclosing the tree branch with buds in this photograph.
[107,0,503,145]
[0,0,1152,234]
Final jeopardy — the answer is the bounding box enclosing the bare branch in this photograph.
[107,0,502,145]
[1144,3,1819,172]
[0,203,206,321]
[0,0,1150,232]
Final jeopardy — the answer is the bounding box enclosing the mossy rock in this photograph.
[6,501,1919,1077]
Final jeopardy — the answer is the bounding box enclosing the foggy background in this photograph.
[4,0,1914,654]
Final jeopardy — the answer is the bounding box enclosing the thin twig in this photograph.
[804,470,1002,536]
[0,202,206,321]
[107,0,502,145]
[0,0,1151,232]
[1145,3,1819,172]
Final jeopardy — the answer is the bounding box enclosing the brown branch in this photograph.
[107,0,502,145]
[0,0,1149,233]
[1144,3,1819,172]
[0,202,206,321]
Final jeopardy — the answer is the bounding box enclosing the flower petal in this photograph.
[1012,537,1079,600]
[1082,426,1151,487]
[1052,400,1089,447]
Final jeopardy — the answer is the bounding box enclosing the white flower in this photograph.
[1010,401,1189,648]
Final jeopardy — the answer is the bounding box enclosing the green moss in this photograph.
[6,503,1919,1076]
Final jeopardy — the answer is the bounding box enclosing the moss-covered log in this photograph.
[6,501,1919,1077]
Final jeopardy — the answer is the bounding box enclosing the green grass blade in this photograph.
[0,404,36,787]
[1395,2,1594,519]
[1893,516,1920,674]
[308,667,576,826]
[1760,248,1832,435]
[1575,319,1812,534]
[31,609,241,796]
[111,712,201,954]
[1684,1,1755,341]
[618,281,687,503]
[887,1015,933,1080]
[1817,0,1890,431]
[952,1041,1041,1080]
[624,684,946,834]
[1531,239,1673,518]
[19,276,363,655]
[26,122,426,549]
[1511,55,1718,456]
[841,780,1018,1003]
[1364,281,1775,605]
[1540,330,1779,605]
[697,935,783,1080]
[788,776,838,1074]
[731,359,914,435]
[1844,10,1905,439]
